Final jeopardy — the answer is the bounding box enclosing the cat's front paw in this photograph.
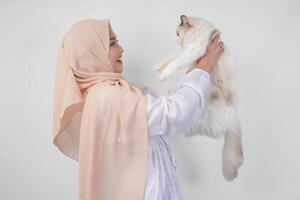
[158,71,169,81]
[155,62,167,71]
[154,56,174,71]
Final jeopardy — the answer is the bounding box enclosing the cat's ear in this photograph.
[180,15,191,27]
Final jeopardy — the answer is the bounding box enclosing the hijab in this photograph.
[52,19,148,200]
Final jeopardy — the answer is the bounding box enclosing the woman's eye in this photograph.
[110,40,119,46]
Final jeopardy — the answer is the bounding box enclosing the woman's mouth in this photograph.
[116,57,122,64]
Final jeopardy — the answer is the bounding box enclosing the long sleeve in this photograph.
[141,68,212,138]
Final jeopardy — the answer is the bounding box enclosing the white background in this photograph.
[0,0,299,199]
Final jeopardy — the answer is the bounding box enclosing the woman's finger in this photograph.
[218,41,224,48]
[218,47,225,55]
[209,30,218,42]
[212,34,220,46]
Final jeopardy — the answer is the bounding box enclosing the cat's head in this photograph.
[176,15,218,47]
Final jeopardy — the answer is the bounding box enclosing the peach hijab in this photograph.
[52,19,148,200]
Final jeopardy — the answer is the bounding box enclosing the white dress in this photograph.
[140,68,212,200]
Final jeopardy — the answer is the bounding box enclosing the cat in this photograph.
[155,15,244,181]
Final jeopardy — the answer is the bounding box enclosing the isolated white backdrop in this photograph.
[0,0,299,199]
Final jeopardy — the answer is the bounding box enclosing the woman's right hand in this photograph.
[187,30,225,74]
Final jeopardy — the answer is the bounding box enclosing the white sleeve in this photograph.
[144,68,212,138]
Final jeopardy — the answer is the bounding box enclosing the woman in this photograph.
[53,19,223,200]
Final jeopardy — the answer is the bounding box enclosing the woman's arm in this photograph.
[145,68,211,138]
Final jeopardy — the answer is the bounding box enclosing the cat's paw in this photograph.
[154,56,174,71]
[158,73,167,81]
[223,148,244,181]
[222,127,244,181]
[155,62,167,71]
[158,71,170,81]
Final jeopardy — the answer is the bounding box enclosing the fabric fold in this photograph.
[52,19,148,200]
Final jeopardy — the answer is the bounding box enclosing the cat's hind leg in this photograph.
[222,125,244,181]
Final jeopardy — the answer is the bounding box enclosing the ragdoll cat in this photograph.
[155,15,244,181]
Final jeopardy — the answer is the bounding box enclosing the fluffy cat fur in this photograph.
[155,15,244,181]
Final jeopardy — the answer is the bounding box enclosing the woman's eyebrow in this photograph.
[110,36,116,40]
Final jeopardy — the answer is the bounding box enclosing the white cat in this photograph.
[155,15,244,181]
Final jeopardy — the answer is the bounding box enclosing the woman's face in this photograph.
[108,25,124,73]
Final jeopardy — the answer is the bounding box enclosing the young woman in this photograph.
[53,19,224,200]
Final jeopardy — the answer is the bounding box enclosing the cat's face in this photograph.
[176,15,215,47]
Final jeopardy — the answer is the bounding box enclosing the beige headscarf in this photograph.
[52,19,148,200]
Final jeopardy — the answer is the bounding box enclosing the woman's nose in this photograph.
[119,45,124,53]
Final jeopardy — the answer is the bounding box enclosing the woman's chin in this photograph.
[113,63,123,73]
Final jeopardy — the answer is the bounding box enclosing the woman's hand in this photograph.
[187,30,224,74]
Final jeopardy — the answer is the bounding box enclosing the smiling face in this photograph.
[108,25,124,73]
